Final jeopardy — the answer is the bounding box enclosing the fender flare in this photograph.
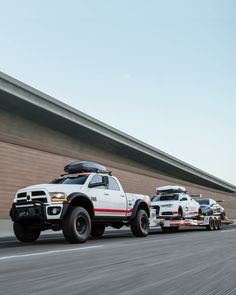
[61,193,95,219]
[131,199,150,220]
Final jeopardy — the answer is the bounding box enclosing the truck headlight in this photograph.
[49,192,68,202]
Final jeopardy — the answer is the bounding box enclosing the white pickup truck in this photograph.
[10,161,151,243]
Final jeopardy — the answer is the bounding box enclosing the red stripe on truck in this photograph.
[95,208,133,213]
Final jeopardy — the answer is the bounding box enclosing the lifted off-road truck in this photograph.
[10,161,151,243]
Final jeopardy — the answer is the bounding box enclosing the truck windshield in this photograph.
[196,199,210,205]
[153,194,179,201]
[51,175,89,185]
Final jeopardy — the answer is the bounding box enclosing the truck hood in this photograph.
[18,183,84,194]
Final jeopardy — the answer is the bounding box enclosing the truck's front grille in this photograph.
[32,198,48,203]
[17,192,27,199]
[16,191,47,204]
[16,198,48,205]
[32,191,46,196]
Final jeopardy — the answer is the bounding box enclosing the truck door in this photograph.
[88,175,126,217]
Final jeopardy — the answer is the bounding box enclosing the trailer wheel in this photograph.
[206,217,214,231]
[90,224,105,238]
[62,206,91,243]
[13,222,41,242]
[217,218,222,230]
[130,209,149,237]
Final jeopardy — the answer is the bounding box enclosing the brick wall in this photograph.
[0,108,235,219]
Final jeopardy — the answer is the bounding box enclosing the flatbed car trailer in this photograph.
[149,210,234,232]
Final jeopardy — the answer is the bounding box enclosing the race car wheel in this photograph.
[90,224,105,238]
[13,221,41,242]
[177,207,183,220]
[130,209,149,237]
[206,217,214,231]
[217,218,222,230]
[220,211,226,220]
[213,218,218,230]
[62,206,91,243]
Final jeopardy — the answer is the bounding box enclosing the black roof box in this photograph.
[64,161,107,174]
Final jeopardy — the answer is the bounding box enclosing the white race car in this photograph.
[151,185,201,219]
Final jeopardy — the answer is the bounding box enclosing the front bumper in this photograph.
[10,202,68,222]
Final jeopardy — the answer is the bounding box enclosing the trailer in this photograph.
[149,209,233,232]
[149,184,234,233]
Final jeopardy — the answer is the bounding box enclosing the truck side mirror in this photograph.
[88,175,109,188]
[102,175,109,187]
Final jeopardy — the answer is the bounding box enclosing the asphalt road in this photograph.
[0,225,236,295]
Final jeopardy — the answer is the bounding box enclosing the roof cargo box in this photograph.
[64,161,107,174]
[156,185,186,194]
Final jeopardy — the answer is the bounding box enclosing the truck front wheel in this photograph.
[13,221,41,242]
[130,209,149,237]
[62,206,91,243]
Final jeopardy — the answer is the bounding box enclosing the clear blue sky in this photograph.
[1,0,235,185]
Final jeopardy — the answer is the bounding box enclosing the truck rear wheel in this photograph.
[13,221,41,242]
[62,206,91,243]
[130,209,149,237]
[217,218,222,230]
[91,224,105,238]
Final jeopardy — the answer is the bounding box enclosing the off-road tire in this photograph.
[130,209,149,237]
[91,224,105,238]
[62,206,91,243]
[13,221,41,242]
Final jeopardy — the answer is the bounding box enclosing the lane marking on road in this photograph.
[0,245,103,261]
[221,229,236,233]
